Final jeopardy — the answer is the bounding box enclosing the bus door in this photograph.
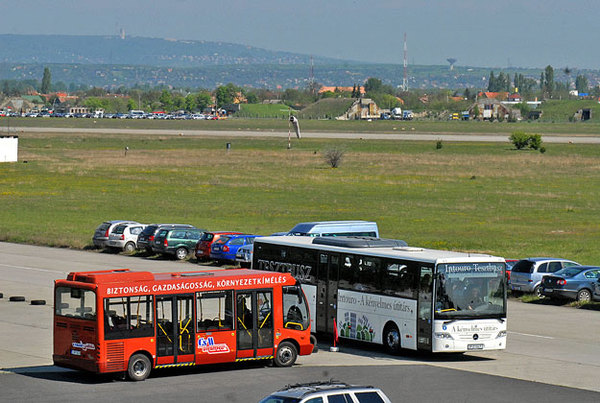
[155,294,195,365]
[195,291,236,364]
[235,290,274,360]
[417,266,434,351]
[316,253,340,334]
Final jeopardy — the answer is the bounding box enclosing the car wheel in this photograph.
[274,341,297,367]
[175,247,188,260]
[533,285,544,298]
[124,242,136,253]
[127,353,151,381]
[383,323,401,354]
[577,289,592,303]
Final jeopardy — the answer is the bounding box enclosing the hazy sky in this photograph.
[2,0,599,69]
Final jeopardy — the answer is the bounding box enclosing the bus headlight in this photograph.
[434,332,454,340]
[496,330,507,339]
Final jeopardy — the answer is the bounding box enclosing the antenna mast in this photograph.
[309,55,315,95]
[402,32,408,92]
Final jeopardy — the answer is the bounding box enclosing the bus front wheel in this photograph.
[274,341,297,367]
[127,353,151,381]
[383,324,401,354]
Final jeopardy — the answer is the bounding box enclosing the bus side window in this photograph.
[196,291,233,332]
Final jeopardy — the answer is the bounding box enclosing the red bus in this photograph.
[53,268,313,381]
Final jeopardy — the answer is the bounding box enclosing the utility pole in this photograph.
[402,33,408,92]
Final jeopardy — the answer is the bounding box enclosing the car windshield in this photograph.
[141,226,158,236]
[435,262,506,319]
[200,233,214,242]
[258,396,300,403]
[554,267,584,278]
[511,260,534,273]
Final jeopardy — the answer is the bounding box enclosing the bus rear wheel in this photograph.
[383,324,401,354]
[274,341,297,367]
[127,353,151,381]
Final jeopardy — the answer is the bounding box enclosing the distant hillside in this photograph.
[0,34,346,66]
[1,34,599,90]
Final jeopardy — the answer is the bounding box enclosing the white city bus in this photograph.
[253,236,507,353]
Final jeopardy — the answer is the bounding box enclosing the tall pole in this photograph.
[402,32,408,92]
[287,109,291,150]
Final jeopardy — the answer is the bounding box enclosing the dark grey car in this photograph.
[137,223,195,253]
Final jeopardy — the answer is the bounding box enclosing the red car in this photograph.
[194,231,244,261]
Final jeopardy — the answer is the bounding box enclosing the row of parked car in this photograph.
[92,220,259,266]
[507,257,600,303]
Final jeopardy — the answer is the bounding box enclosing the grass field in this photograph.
[2,128,600,267]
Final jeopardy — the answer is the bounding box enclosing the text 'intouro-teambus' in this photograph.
[253,236,507,354]
[53,268,313,381]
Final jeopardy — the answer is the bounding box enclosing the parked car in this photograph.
[593,280,600,302]
[541,266,600,302]
[152,227,205,260]
[505,259,519,282]
[509,257,581,297]
[259,381,392,403]
[235,232,285,268]
[137,223,195,253]
[92,220,139,249]
[210,234,261,264]
[235,243,254,268]
[194,231,244,261]
[107,223,146,253]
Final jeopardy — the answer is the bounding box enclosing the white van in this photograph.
[286,220,379,237]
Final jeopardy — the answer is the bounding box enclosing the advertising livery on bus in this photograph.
[53,268,313,381]
[253,236,507,353]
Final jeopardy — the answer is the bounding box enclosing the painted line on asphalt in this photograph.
[0,263,67,274]
[509,331,554,340]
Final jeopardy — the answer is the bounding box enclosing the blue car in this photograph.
[541,266,600,302]
[210,234,261,263]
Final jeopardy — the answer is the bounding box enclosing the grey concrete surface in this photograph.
[1,242,599,394]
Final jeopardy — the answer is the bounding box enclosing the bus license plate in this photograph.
[467,344,484,350]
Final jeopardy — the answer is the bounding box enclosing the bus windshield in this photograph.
[55,286,97,320]
[435,262,505,318]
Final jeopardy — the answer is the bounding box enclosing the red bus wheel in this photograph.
[274,341,297,367]
[127,354,151,381]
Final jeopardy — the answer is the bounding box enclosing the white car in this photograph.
[107,223,146,253]
[259,381,392,403]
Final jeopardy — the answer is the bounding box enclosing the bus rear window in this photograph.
[55,286,96,320]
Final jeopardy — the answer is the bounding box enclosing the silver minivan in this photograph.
[509,257,580,297]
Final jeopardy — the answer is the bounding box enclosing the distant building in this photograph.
[318,86,365,96]
[469,98,521,120]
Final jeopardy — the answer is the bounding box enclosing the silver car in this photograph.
[259,381,392,403]
[92,220,139,249]
[235,243,253,268]
[509,257,580,297]
[107,223,146,253]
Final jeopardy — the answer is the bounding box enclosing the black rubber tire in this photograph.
[9,296,25,302]
[383,324,401,354]
[124,242,136,253]
[175,247,188,260]
[533,285,544,298]
[274,341,298,367]
[577,289,592,303]
[127,353,151,381]
[30,300,46,305]
[0,292,3,299]
[310,334,319,353]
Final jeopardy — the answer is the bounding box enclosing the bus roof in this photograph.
[63,268,292,285]
[287,220,377,234]
[255,236,505,264]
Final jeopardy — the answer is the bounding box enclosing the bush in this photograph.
[510,131,544,151]
[435,140,443,150]
[323,148,345,168]
[509,131,530,149]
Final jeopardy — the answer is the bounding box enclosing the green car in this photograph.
[152,227,206,260]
